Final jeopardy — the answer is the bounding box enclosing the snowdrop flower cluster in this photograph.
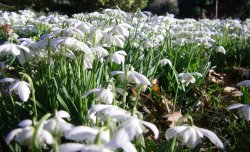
[6,116,54,148]
[0,8,249,68]
[6,111,73,149]
[1,8,249,152]
[58,104,159,152]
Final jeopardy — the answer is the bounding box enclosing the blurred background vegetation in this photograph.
[0,0,250,19]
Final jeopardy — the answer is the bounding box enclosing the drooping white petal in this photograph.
[116,50,127,56]
[10,44,20,56]
[17,45,30,53]
[237,80,250,87]
[88,104,113,115]
[44,119,57,132]
[198,128,224,148]
[83,52,93,69]
[227,103,245,110]
[59,143,85,152]
[82,88,102,98]
[41,130,54,144]
[57,110,70,118]
[0,78,16,83]
[191,72,203,77]
[18,119,32,127]
[80,145,112,152]
[181,127,194,147]
[165,125,188,139]
[133,72,151,85]
[110,52,125,64]
[8,81,20,93]
[121,142,137,152]
[58,121,73,132]
[5,128,22,144]
[110,71,124,75]
[16,127,34,144]
[17,52,26,65]
[96,88,114,104]
[106,128,130,149]
[185,127,202,148]
[215,46,226,54]
[159,58,172,66]
[141,120,159,139]
[61,51,76,60]
[17,81,31,102]
[112,35,124,48]
[65,126,98,141]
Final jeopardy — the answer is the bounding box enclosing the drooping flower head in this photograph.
[165,115,224,149]
[0,78,30,102]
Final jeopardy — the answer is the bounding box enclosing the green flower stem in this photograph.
[122,65,129,109]
[132,85,143,116]
[32,113,51,150]
[170,136,177,152]
[95,130,102,145]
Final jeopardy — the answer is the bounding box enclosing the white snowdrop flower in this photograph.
[159,58,172,66]
[5,120,54,146]
[82,85,114,104]
[215,46,226,54]
[18,119,32,127]
[106,128,137,152]
[52,37,91,54]
[65,126,110,143]
[0,78,30,102]
[75,22,93,32]
[83,52,93,69]
[111,67,151,86]
[178,72,202,86]
[58,50,76,60]
[112,24,132,37]
[236,80,250,87]
[0,42,30,56]
[109,50,127,64]
[102,32,113,45]
[87,104,131,122]
[89,28,103,45]
[62,27,85,38]
[121,117,159,140]
[165,124,224,149]
[44,110,73,134]
[112,35,125,48]
[59,143,112,152]
[227,103,250,121]
[14,25,37,34]
[91,46,109,63]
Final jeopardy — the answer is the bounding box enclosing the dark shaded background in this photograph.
[0,0,250,20]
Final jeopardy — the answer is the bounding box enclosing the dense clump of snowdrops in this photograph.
[1,9,250,151]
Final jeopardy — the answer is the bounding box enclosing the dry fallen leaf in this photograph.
[208,70,227,84]
[223,86,243,97]
[162,111,183,127]
[0,24,13,33]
